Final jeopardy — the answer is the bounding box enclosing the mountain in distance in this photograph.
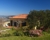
[0,15,15,18]
[0,15,15,22]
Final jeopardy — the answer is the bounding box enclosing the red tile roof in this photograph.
[10,14,28,19]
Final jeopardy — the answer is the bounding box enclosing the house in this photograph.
[9,14,28,27]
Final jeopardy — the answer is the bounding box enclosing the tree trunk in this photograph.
[34,26,37,30]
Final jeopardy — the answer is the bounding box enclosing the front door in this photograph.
[22,22,26,26]
[14,22,17,27]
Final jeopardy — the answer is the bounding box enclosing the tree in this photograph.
[27,10,50,30]
[45,10,50,28]
[27,10,39,30]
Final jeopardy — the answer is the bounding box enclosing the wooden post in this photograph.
[12,20,14,26]
[10,20,13,26]
[12,20,13,26]
[20,22,22,27]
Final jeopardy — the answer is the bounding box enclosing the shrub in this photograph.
[13,31,20,36]
[23,31,29,36]
[13,30,24,36]
[11,27,15,30]
[2,33,11,37]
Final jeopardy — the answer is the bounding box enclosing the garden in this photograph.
[0,10,50,40]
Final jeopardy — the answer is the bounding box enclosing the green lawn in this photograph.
[0,34,50,40]
[0,27,50,40]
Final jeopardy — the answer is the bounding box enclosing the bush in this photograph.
[13,30,24,36]
[11,27,16,30]
[13,31,20,36]
[23,31,29,36]
[2,33,11,37]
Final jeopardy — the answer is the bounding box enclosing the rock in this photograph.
[29,29,42,37]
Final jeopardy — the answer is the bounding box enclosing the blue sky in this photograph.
[0,0,50,15]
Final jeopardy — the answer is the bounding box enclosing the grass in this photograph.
[0,35,50,40]
[0,30,50,40]
[0,27,50,40]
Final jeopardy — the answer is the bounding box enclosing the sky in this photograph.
[0,0,50,15]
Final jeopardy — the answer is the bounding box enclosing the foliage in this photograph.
[2,33,11,37]
[13,29,24,36]
[27,10,50,30]
[27,10,38,29]
[23,31,29,36]
[0,34,50,40]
